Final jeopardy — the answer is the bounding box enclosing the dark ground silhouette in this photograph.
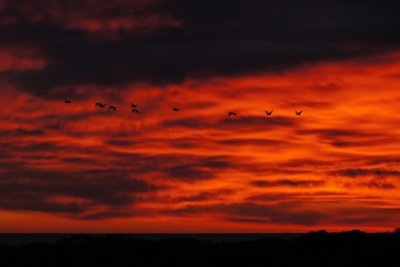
[1,230,399,267]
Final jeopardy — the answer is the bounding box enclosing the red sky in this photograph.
[1,52,400,232]
[1,0,400,232]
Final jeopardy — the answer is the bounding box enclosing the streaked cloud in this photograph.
[1,0,400,232]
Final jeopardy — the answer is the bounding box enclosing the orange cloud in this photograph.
[1,52,400,232]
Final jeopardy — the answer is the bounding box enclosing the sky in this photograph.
[1,0,400,233]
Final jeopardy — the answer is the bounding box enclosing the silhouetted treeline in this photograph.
[1,230,400,267]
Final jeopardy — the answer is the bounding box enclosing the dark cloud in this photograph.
[166,202,328,226]
[330,137,398,148]
[0,128,45,137]
[298,129,372,139]
[0,0,180,32]
[0,140,95,155]
[0,134,235,183]
[163,116,297,132]
[106,138,136,147]
[365,156,400,166]
[279,159,333,168]
[174,193,217,202]
[297,128,398,148]
[0,128,244,217]
[226,212,325,226]
[333,207,400,225]
[79,208,151,220]
[164,165,214,181]
[163,117,211,129]
[0,167,160,218]
[331,168,400,178]
[252,179,325,188]
[217,116,296,129]
[173,190,233,202]
[166,200,400,226]
[245,191,349,202]
[0,1,399,96]
[348,180,396,190]
[245,193,301,203]
[360,180,396,190]
[161,156,232,181]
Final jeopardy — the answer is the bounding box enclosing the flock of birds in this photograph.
[64,100,304,117]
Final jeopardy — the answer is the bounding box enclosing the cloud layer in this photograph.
[1,0,400,232]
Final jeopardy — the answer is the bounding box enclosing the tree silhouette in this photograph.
[1,231,400,267]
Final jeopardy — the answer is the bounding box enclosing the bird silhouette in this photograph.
[295,111,303,116]
[130,103,138,108]
[95,103,106,108]
[64,100,71,103]
[173,107,180,111]
[132,109,139,115]
[228,112,236,117]
[109,106,117,111]
[265,110,273,116]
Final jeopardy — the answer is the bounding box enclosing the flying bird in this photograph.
[132,109,139,115]
[109,106,117,111]
[265,110,273,116]
[295,111,303,116]
[95,103,106,108]
[130,103,138,108]
[173,107,180,111]
[64,100,71,103]
[228,112,236,117]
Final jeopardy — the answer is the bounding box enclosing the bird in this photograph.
[132,109,139,115]
[95,103,106,108]
[265,110,273,116]
[228,112,236,117]
[64,100,71,104]
[295,111,303,116]
[130,103,138,108]
[109,106,117,111]
[173,107,180,111]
